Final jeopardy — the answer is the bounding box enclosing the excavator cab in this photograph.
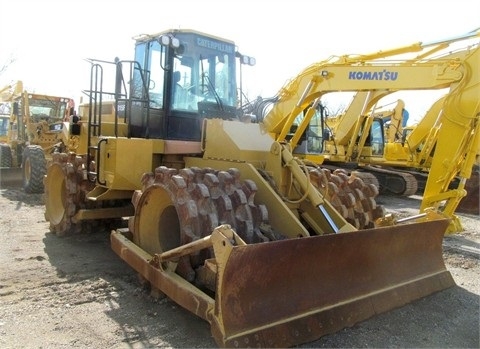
[291,103,329,155]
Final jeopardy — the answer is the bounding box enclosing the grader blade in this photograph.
[211,218,454,348]
[0,167,23,187]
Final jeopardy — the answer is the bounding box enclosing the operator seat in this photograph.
[173,71,187,109]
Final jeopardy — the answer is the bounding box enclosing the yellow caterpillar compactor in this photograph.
[0,81,73,192]
[44,29,455,347]
[255,29,480,233]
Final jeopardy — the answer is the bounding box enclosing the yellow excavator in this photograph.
[315,98,418,194]
[357,96,479,215]
[259,29,479,233]
[0,81,73,192]
[43,29,455,347]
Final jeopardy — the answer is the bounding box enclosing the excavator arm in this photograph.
[0,81,24,103]
[419,44,480,228]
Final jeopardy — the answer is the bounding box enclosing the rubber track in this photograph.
[363,165,418,196]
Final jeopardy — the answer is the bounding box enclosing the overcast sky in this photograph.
[1,0,478,122]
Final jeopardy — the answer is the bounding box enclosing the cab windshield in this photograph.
[28,95,68,121]
[171,38,236,111]
[140,32,238,112]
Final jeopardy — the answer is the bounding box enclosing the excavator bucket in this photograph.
[112,217,454,348]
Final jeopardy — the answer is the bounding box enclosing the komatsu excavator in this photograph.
[260,29,479,233]
[0,81,72,192]
[350,96,479,215]
[43,29,455,347]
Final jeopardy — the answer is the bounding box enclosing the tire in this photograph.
[0,144,12,168]
[22,145,46,193]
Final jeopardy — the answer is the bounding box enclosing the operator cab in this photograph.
[113,29,255,141]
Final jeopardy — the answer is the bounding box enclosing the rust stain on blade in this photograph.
[213,218,455,348]
[111,230,215,321]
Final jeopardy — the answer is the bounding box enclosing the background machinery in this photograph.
[0,81,72,192]
[257,30,479,233]
[0,111,8,144]
[43,29,455,347]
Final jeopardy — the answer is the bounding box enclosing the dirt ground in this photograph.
[0,185,478,349]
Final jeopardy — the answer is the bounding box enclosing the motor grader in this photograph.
[258,29,479,233]
[43,29,455,348]
[0,81,72,192]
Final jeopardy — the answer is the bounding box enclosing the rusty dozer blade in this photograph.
[112,218,454,348]
[210,218,454,348]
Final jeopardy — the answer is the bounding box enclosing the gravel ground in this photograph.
[0,186,478,348]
